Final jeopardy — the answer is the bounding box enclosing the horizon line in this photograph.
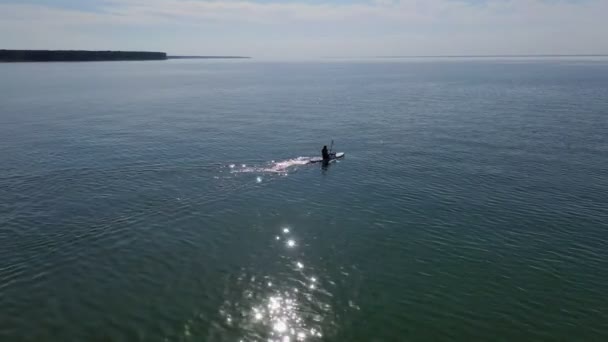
[323,54,608,59]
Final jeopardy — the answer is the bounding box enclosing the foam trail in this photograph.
[231,157,312,174]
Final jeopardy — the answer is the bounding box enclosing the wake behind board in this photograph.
[309,152,345,164]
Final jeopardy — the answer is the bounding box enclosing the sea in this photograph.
[1,58,607,341]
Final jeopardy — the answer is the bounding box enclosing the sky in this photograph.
[0,0,607,58]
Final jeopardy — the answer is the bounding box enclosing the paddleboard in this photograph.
[309,152,345,164]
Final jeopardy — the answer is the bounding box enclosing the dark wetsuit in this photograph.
[322,147,330,161]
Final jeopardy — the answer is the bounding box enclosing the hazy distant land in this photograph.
[168,56,250,59]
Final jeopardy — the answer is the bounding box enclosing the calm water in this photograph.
[1,58,607,341]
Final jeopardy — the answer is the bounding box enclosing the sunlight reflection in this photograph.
[176,222,360,342]
[247,288,323,342]
[254,309,264,321]
[220,226,331,341]
[273,320,287,333]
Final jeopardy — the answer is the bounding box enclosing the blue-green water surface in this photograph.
[1,58,607,341]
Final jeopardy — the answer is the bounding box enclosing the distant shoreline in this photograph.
[0,50,167,62]
[0,50,252,62]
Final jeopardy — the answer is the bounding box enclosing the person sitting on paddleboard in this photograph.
[322,145,330,162]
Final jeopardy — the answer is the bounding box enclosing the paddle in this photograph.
[329,139,334,154]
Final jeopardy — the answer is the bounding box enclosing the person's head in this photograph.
[323,145,327,149]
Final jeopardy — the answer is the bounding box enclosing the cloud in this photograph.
[0,0,607,57]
